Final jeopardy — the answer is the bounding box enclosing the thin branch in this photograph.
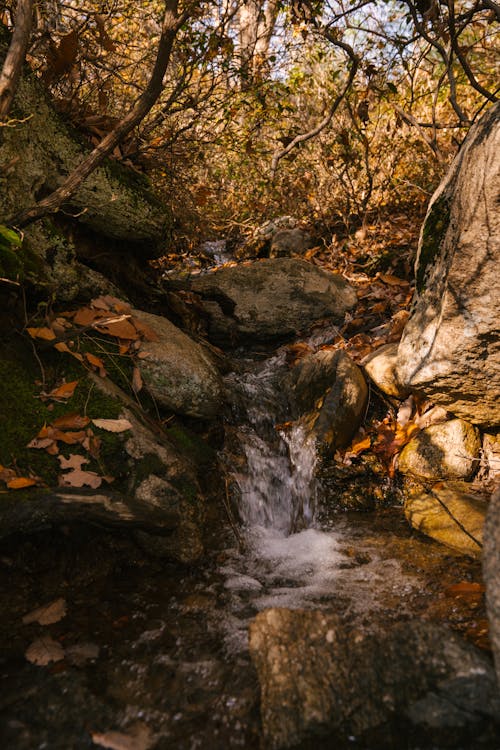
[10,0,190,228]
[0,0,34,118]
[270,28,359,178]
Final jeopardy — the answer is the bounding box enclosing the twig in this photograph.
[426,485,482,550]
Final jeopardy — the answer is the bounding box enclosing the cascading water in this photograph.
[218,346,422,656]
[224,351,317,534]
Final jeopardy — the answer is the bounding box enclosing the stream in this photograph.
[0,342,492,749]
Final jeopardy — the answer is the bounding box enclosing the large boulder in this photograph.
[249,608,500,750]
[184,259,356,347]
[133,309,223,419]
[396,102,500,427]
[0,26,168,245]
[397,418,481,481]
[404,482,486,556]
[286,349,368,450]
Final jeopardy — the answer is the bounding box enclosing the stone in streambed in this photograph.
[404,481,486,556]
[249,608,499,750]
[286,349,367,450]
[185,258,357,347]
[363,342,409,399]
[397,418,481,481]
[484,487,500,685]
[133,308,223,419]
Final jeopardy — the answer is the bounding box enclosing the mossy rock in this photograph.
[416,195,450,292]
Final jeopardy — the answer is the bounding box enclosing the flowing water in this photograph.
[0,344,489,750]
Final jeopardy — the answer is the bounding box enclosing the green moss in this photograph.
[134,453,169,484]
[166,423,216,468]
[416,196,450,293]
[0,343,127,488]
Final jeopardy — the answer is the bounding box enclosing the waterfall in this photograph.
[223,351,317,535]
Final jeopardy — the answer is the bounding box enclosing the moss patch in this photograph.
[0,340,128,488]
[165,423,216,468]
[416,196,450,293]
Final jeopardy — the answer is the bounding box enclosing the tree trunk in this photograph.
[0,0,33,119]
[11,0,186,228]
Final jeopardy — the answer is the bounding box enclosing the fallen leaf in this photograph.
[132,367,143,393]
[25,636,65,666]
[22,597,67,625]
[73,307,107,326]
[92,418,133,433]
[52,413,90,430]
[91,723,154,750]
[47,380,79,400]
[95,317,138,340]
[0,464,17,482]
[26,326,56,341]
[58,454,88,470]
[7,477,37,489]
[59,470,102,489]
[376,272,410,286]
[131,317,159,342]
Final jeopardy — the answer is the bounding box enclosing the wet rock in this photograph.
[184,259,356,347]
[132,308,223,419]
[269,228,314,258]
[396,102,500,427]
[404,482,486,556]
[249,608,499,750]
[483,487,500,684]
[287,349,368,450]
[397,418,481,480]
[362,342,409,399]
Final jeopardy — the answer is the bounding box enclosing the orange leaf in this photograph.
[7,477,37,489]
[446,582,485,595]
[74,307,107,326]
[49,380,78,399]
[131,317,159,342]
[376,273,410,287]
[52,413,90,430]
[95,317,138,340]
[348,436,372,455]
[26,326,56,341]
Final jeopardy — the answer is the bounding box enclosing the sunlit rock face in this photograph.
[396,102,500,428]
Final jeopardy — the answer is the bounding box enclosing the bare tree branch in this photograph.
[0,0,34,119]
[270,28,359,179]
[10,0,189,228]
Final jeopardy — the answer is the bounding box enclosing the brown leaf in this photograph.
[0,464,17,483]
[58,454,88,471]
[25,636,65,666]
[347,436,372,456]
[7,477,37,489]
[131,317,159,342]
[132,367,143,393]
[52,413,90,430]
[376,273,410,287]
[92,418,133,433]
[23,597,67,626]
[95,317,138,340]
[48,427,87,445]
[59,469,102,489]
[26,326,56,341]
[47,381,79,400]
[91,723,154,750]
[446,582,485,595]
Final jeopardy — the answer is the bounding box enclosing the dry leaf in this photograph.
[131,317,159,342]
[47,380,79,400]
[52,413,90,430]
[95,317,138,340]
[92,418,133,433]
[23,597,67,626]
[73,307,107,326]
[58,454,87,471]
[91,723,154,750]
[26,326,56,341]
[376,273,410,287]
[60,470,102,489]
[0,464,17,482]
[25,636,65,666]
[132,367,143,393]
[6,476,37,489]
[347,436,372,456]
